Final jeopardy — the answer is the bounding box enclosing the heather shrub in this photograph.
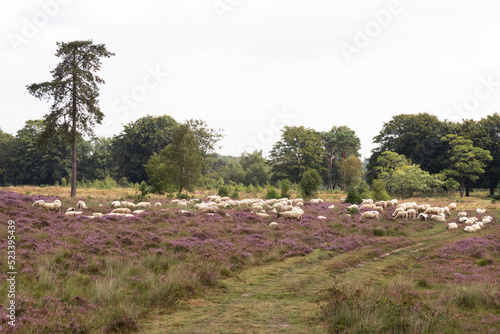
[373,228,386,237]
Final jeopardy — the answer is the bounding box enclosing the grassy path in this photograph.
[140,224,465,333]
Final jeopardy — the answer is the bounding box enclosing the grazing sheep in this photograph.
[405,203,418,211]
[430,214,446,223]
[448,203,457,211]
[76,200,87,210]
[417,213,428,221]
[424,207,441,215]
[112,208,131,214]
[66,207,76,212]
[277,210,303,222]
[92,213,103,217]
[464,226,475,233]
[482,217,492,224]
[110,201,121,208]
[347,204,358,210]
[458,217,468,223]
[154,202,162,208]
[392,207,406,217]
[31,199,45,207]
[206,206,218,213]
[361,199,374,205]
[120,201,136,209]
[278,205,293,213]
[317,216,327,220]
[457,212,467,218]
[375,201,387,209]
[65,211,83,216]
[471,223,481,231]
[195,203,208,211]
[328,204,335,210]
[135,202,152,209]
[417,205,428,213]
[360,204,376,210]
[41,200,62,213]
[394,211,408,220]
[360,211,379,221]
[407,209,417,220]
[133,210,146,214]
[464,219,475,225]
[256,212,270,218]
[476,208,486,215]
[269,222,278,227]
[373,206,384,213]
[447,223,458,230]
[442,207,450,216]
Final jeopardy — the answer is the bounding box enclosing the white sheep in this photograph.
[447,222,458,230]
[40,200,62,213]
[31,199,45,207]
[277,210,303,221]
[120,201,136,209]
[406,209,417,220]
[110,201,121,208]
[328,204,335,210]
[430,214,446,223]
[360,211,379,221]
[66,207,76,212]
[65,211,83,216]
[448,203,457,211]
[92,213,103,217]
[464,226,475,233]
[476,208,486,215]
[269,222,278,227]
[76,200,87,210]
[256,212,270,218]
[361,199,374,205]
[457,212,467,218]
[482,217,492,224]
[195,203,209,211]
[133,210,146,214]
[392,207,406,217]
[317,216,327,220]
[424,207,441,215]
[394,211,408,220]
[471,223,481,231]
[373,206,384,213]
[347,204,358,210]
[458,217,468,223]
[417,205,428,213]
[360,204,376,210]
[112,208,131,214]
[134,202,151,210]
[154,202,162,208]
[374,201,387,209]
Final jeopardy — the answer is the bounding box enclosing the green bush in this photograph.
[299,169,322,198]
[280,179,291,198]
[372,179,391,201]
[346,187,362,205]
[266,186,280,199]
[346,206,359,215]
[217,185,230,197]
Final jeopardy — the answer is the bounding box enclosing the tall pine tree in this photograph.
[27,40,114,197]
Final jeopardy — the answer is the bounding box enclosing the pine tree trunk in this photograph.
[465,187,470,197]
[70,48,77,198]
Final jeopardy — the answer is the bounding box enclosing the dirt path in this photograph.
[140,224,464,333]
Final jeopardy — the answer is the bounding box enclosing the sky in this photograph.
[1,0,500,160]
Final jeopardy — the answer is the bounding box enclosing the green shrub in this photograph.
[373,228,386,237]
[372,179,391,201]
[299,169,322,198]
[280,179,290,198]
[217,185,230,197]
[266,186,280,199]
[346,206,359,215]
[346,187,362,205]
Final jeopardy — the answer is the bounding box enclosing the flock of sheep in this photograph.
[352,198,492,233]
[29,196,493,233]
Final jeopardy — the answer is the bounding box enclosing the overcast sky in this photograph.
[2,0,500,159]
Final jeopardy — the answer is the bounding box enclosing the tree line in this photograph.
[3,40,499,198]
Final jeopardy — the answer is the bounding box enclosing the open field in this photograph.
[0,187,499,333]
